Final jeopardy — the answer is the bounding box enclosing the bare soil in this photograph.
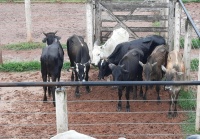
[0,2,200,139]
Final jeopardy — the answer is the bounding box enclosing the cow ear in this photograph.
[56,36,61,40]
[139,61,144,67]
[161,65,167,72]
[43,32,47,36]
[42,38,47,43]
[109,63,116,70]
[152,62,157,67]
[122,69,129,74]
[54,31,58,34]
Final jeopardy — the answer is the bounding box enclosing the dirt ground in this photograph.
[0,2,199,139]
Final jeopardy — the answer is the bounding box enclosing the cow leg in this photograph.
[156,85,161,104]
[85,73,90,93]
[143,85,148,101]
[126,86,130,112]
[168,95,174,118]
[71,71,74,81]
[51,76,56,107]
[42,72,47,102]
[133,85,137,99]
[117,86,123,111]
[47,75,51,97]
[173,92,179,117]
[75,86,80,97]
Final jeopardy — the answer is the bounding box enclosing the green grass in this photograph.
[178,89,198,137]
[180,38,200,49]
[2,42,67,50]
[191,59,199,71]
[0,61,70,72]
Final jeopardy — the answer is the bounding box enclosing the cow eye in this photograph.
[98,54,100,56]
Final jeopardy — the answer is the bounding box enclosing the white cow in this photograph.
[91,27,129,66]
[50,130,96,139]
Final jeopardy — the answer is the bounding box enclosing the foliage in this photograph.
[180,38,200,49]
[0,61,70,72]
[2,42,44,50]
[2,42,67,50]
[178,89,196,110]
[179,89,200,136]
[191,58,199,71]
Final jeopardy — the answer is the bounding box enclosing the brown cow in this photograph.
[139,45,168,103]
[161,49,185,118]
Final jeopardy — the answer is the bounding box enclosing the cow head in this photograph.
[42,31,61,46]
[139,61,157,81]
[109,63,128,81]
[161,65,184,91]
[72,61,90,82]
[91,40,103,66]
[97,59,111,80]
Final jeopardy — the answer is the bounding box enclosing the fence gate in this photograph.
[91,0,173,44]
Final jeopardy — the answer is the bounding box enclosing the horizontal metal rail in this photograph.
[0,81,200,87]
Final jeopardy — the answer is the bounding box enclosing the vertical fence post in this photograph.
[168,0,175,51]
[174,1,181,51]
[25,0,32,42]
[183,19,192,82]
[160,0,169,39]
[55,87,68,134]
[86,0,94,59]
[196,49,200,131]
[95,0,101,42]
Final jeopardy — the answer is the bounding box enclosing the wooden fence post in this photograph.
[86,0,94,59]
[55,87,68,134]
[196,48,200,131]
[174,1,181,51]
[183,19,192,82]
[168,0,175,51]
[95,0,101,42]
[25,0,32,42]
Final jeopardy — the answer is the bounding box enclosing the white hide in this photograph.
[91,27,129,65]
[50,130,96,139]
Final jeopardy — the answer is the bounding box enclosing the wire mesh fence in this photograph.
[0,0,200,138]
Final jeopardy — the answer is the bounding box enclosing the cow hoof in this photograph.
[167,113,173,119]
[117,107,122,112]
[75,93,81,98]
[173,112,178,117]
[126,108,130,112]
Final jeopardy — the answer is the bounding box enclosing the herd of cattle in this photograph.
[40,28,185,118]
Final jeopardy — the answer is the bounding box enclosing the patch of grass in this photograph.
[191,58,199,71]
[178,89,196,110]
[180,38,200,49]
[0,61,70,72]
[178,89,200,137]
[1,42,67,50]
[2,42,45,50]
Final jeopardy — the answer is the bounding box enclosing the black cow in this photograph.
[109,48,144,112]
[67,35,90,97]
[98,35,166,80]
[40,32,64,107]
[139,45,168,103]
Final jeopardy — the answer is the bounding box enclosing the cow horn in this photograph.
[43,32,47,36]
[139,61,144,67]
[54,31,58,34]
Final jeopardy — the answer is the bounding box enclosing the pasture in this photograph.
[0,2,199,139]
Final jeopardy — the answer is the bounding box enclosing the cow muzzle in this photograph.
[165,86,172,91]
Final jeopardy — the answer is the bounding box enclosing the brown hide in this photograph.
[166,50,185,73]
